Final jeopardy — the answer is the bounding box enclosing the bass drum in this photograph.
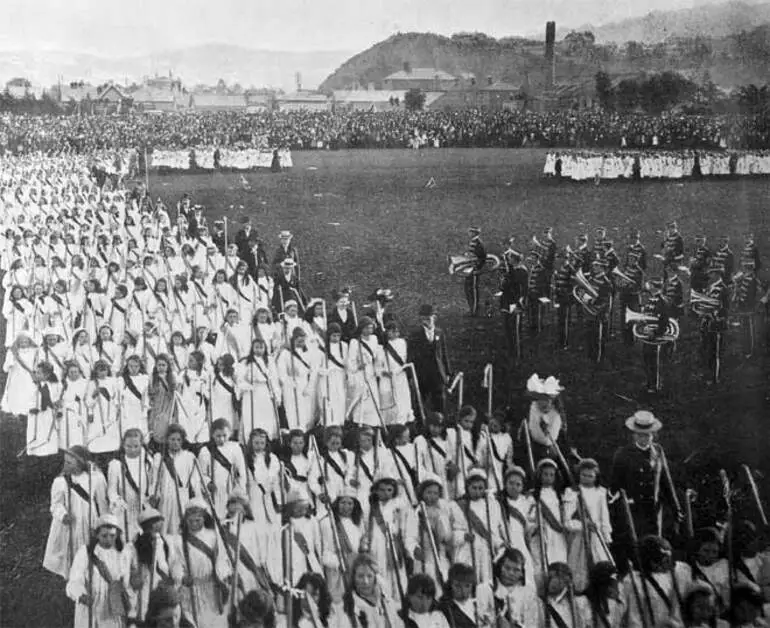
[448,254,501,277]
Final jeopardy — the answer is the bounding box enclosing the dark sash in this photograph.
[335,516,355,560]
[186,532,217,564]
[291,349,310,371]
[193,281,208,300]
[427,437,446,458]
[323,453,346,480]
[391,446,418,490]
[490,436,505,464]
[45,348,64,372]
[123,374,143,401]
[121,458,141,495]
[222,526,273,592]
[359,457,374,482]
[293,530,312,558]
[235,283,252,303]
[737,560,758,584]
[384,342,405,367]
[65,475,100,516]
[501,498,528,529]
[326,346,345,370]
[52,294,65,308]
[546,603,571,628]
[645,573,673,612]
[215,373,239,412]
[358,339,375,362]
[111,299,127,316]
[163,455,184,488]
[463,501,491,542]
[284,459,308,483]
[145,341,158,362]
[538,500,565,534]
[463,444,477,466]
[39,384,54,412]
[208,443,233,475]
[98,386,112,402]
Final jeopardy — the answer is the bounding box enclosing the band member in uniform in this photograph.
[660,221,684,279]
[584,259,612,363]
[741,232,761,272]
[592,227,608,263]
[639,279,672,393]
[609,411,682,570]
[732,258,760,357]
[616,251,644,347]
[527,252,548,335]
[664,268,685,319]
[626,230,647,271]
[464,227,486,317]
[575,234,591,274]
[553,248,577,349]
[499,249,528,358]
[713,235,734,282]
[689,235,712,295]
[538,227,557,275]
[700,262,730,384]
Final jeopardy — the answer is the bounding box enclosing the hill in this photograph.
[582,0,770,44]
[0,45,353,92]
[319,25,770,93]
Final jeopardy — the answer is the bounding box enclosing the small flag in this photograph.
[424,177,436,188]
[482,364,493,389]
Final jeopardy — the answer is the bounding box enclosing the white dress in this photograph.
[318,341,347,426]
[85,377,121,453]
[277,346,317,431]
[43,468,109,579]
[1,346,38,415]
[346,335,383,427]
[152,450,200,535]
[118,373,149,436]
[565,485,613,592]
[59,377,90,449]
[26,381,63,457]
[237,357,280,440]
[379,338,414,425]
[107,453,154,540]
[197,442,247,518]
[177,369,210,444]
[66,544,132,628]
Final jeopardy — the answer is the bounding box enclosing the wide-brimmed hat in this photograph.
[625,410,662,433]
[138,507,164,527]
[94,514,120,531]
[526,373,563,398]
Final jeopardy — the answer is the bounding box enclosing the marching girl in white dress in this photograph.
[148,278,174,338]
[379,321,414,426]
[26,361,63,457]
[230,260,259,323]
[197,418,247,518]
[498,466,535,587]
[320,488,365,604]
[82,278,107,341]
[43,446,109,579]
[479,547,541,627]
[1,331,39,416]
[28,280,52,333]
[475,412,513,494]
[59,360,90,449]
[302,298,327,354]
[171,500,230,628]
[94,324,123,377]
[413,472,467,597]
[243,428,283,548]
[84,359,122,454]
[309,426,353,515]
[318,323,347,426]
[388,424,419,507]
[346,317,384,428]
[169,274,193,339]
[177,351,210,445]
[118,355,149,437]
[237,338,281,441]
[2,285,33,347]
[168,331,190,378]
[255,266,274,312]
[72,328,98,379]
[283,490,323,586]
[105,283,131,346]
[414,413,455,498]
[107,427,154,541]
[564,458,613,593]
[191,325,217,371]
[66,513,132,628]
[360,471,420,602]
[253,307,279,357]
[210,353,242,436]
[277,327,318,431]
[149,424,201,536]
[209,270,237,331]
[127,277,151,336]
[529,458,569,594]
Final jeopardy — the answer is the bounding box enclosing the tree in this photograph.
[595,71,614,110]
[615,79,639,112]
[404,88,426,111]
[564,31,596,56]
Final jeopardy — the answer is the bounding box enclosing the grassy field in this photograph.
[1,148,769,627]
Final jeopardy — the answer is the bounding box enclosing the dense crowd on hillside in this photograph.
[0,109,769,153]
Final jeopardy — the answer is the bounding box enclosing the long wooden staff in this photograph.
[173,456,199,625]
[403,363,426,426]
[309,436,346,576]
[418,501,444,587]
[721,469,735,609]
[742,464,768,527]
[229,511,243,622]
[87,463,94,628]
[521,418,549,627]
[621,489,655,626]
[282,522,294,628]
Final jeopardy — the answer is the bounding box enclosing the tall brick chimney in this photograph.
[545,21,556,88]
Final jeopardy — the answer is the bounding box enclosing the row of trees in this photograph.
[594,71,770,115]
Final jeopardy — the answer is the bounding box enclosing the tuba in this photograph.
[572,269,601,316]
[690,290,721,318]
[626,308,680,345]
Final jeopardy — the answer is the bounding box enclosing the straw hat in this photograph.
[624,410,662,433]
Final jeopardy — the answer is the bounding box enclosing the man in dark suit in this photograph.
[235,218,259,258]
[407,304,451,414]
[464,227,486,316]
[272,230,301,282]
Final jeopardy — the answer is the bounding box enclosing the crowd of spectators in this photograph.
[0,109,768,153]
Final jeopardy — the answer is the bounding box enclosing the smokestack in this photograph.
[403,62,411,75]
[545,21,556,88]
[295,72,302,92]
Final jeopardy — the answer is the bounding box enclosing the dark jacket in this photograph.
[407,326,450,396]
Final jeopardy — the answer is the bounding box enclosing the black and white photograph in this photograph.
[0,0,769,626]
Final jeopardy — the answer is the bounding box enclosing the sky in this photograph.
[1,0,709,56]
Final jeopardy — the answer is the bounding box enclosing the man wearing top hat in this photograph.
[407,304,451,413]
[272,230,301,282]
[464,227,486,316]
[609,410,681,569]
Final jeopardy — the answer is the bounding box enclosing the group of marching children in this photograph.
[5,156,770,627]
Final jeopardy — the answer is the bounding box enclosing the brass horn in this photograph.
[612,267,639,290]
[572,269,600,316]
[626,307,680,345]
[690,290,721,317]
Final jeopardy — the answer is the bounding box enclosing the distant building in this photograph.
[190,93,248,112]
[132,86,190,112]
[480,81,526,111]
[5,78,34,99]
[332,89,406,112]
[276,91,330,112]
[382,64,458,91]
